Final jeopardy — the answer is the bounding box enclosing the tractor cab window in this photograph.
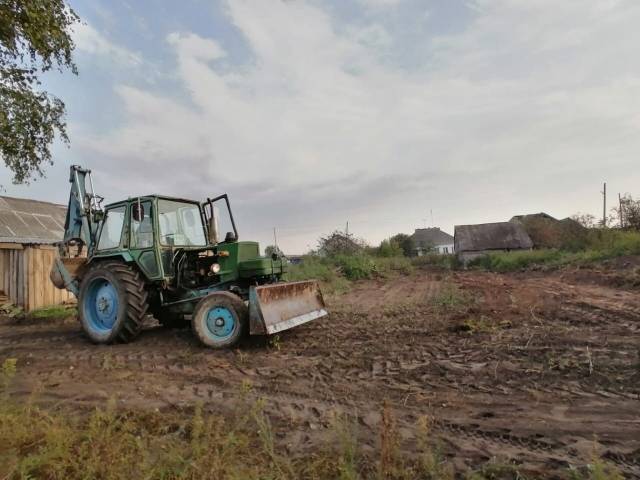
[158,200,206,247]
[97,206,126,250]
[131,200,153,249]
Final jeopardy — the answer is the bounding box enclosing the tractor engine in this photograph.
[174,249,220,289]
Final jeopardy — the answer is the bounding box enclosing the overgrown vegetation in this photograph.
[470,230,640,272]
[288,229,417,291]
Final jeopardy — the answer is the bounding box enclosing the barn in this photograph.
[0,196,75,311]
[454,221,534,265]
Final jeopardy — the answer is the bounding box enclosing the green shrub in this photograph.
[288,256,350,294]
[333,254,377,280]
[377,239,404,258]
[375,256,414,276]
[411,254,460,270]
[470,230,640,272]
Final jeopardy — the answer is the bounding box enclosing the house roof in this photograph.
[510,212,557,223]
[0,196,67,244]
[412,227,454,247]
[454,222,533,252]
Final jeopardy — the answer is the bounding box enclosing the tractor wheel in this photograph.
[78,261,149,344]
[192,292,248,349]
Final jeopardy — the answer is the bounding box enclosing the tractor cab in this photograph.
[93,194,287,291]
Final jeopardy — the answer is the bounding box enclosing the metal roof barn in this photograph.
[0,196,73,311]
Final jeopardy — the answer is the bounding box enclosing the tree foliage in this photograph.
[377,238,403,257]
[571,213,597,229]
[0,0,79,183]
[389,233,414,257]
[264,244,284,257]
[611,194,640,231]
[317,230,366,257]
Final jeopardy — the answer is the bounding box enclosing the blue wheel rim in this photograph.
[204,306,235,341]
[83,277,119,334]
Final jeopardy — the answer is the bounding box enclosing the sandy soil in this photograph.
[1,267,639,478]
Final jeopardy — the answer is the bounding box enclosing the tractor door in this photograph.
[129,199,163,280]
[203,194,238,244]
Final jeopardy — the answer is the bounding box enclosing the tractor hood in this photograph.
[215,241,287,281]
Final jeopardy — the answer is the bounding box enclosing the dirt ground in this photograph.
[2,265,640,478]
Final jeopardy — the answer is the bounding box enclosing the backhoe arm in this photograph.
[51,166,103,296]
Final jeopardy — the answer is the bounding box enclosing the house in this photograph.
[0,196,75,311]
[454,222,533,264]
[411,227,455,255]
[510,212,586,249]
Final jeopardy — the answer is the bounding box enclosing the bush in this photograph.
[469,249,565,272]
[469,229,640,272]
[288,256,350,294]
[377,239,404,258]
[411,254,460,270]
[375,256,414,276]
[333,254,377,280]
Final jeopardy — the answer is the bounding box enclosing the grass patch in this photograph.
[288,254,414,292]
[469,230,640,272]
[29,304,77,320]
[411,254,460,270]
[288,256,350,294]
[431,282,474,312]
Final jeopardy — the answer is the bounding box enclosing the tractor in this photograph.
[50,166,327,348]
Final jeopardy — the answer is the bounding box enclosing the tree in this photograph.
[377,238,403,257]
[1,0,79,184]
[317,230,366,257]
[610,194,640,230]
[265,245,284,257]
[390,233,414,257]
[571,213,597,229]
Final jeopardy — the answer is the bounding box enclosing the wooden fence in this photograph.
[0,244,75,312]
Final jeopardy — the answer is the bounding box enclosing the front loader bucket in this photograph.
[249,280,328,335]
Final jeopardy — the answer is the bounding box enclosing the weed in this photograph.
[1,358,17,394]
[269,334,282,351]
[378,401,401,479]
[462,316,496,334]
[416,415,454,480]
[431,283,473,311]
[330,412,360,480]
[467,460,527,479]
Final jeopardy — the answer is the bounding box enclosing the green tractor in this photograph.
[50,166,327,349]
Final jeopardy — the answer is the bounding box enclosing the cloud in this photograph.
[357,0,403,8]
[73,23,142,66]
[73,0,640,252]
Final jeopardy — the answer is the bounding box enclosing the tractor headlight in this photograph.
[211,263,221,274]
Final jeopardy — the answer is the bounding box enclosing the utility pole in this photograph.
[604,183,607,227]
[430,209,434,227]
[273,227,278,252]
[345,221,349,237]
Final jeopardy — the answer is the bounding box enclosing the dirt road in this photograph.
[2,267,639,477]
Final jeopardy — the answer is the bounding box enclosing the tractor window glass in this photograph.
[158,200,206,247]
[97,206,125,250]
[131,201,153,249]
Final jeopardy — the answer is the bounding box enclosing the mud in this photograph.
[2,268,639,478]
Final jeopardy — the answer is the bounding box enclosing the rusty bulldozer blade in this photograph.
[249,280,328,335]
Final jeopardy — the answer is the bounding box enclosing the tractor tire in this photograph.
[78,261,149,344]
[192,292,248,349]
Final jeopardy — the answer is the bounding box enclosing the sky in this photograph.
[2,0,640,253]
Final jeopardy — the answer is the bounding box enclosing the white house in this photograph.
[411,228,455,255]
